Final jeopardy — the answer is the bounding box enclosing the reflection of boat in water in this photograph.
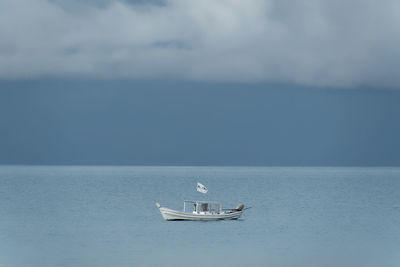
[156,200,246,221]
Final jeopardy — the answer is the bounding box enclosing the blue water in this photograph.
[0,166,399,267]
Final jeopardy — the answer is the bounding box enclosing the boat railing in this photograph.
[183,200,222,214]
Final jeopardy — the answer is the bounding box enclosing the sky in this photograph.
[0,0,400,165]
[2,0,400,87]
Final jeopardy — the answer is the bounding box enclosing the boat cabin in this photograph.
[183,200,222,214]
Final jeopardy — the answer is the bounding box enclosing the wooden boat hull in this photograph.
[157,205,243,221]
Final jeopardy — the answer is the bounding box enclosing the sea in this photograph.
[0,166,399,267]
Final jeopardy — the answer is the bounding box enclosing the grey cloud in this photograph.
[0,0,400,88]
[152,40,191,50]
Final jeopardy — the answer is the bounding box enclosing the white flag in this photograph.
[197,182,208,194]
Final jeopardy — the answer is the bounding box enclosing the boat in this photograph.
[156,200,246,221]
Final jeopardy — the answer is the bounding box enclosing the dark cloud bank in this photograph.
[1,82,400,166]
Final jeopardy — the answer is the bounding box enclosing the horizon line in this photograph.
[1,164,399,168]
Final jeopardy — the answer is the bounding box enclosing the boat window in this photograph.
[214,203,221,214]
[201,203,208,212]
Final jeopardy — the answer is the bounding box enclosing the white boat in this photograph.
[156,200,246,221]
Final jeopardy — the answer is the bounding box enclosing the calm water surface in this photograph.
[0,166,399,267]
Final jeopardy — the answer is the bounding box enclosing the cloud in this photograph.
[0,0,400,88]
